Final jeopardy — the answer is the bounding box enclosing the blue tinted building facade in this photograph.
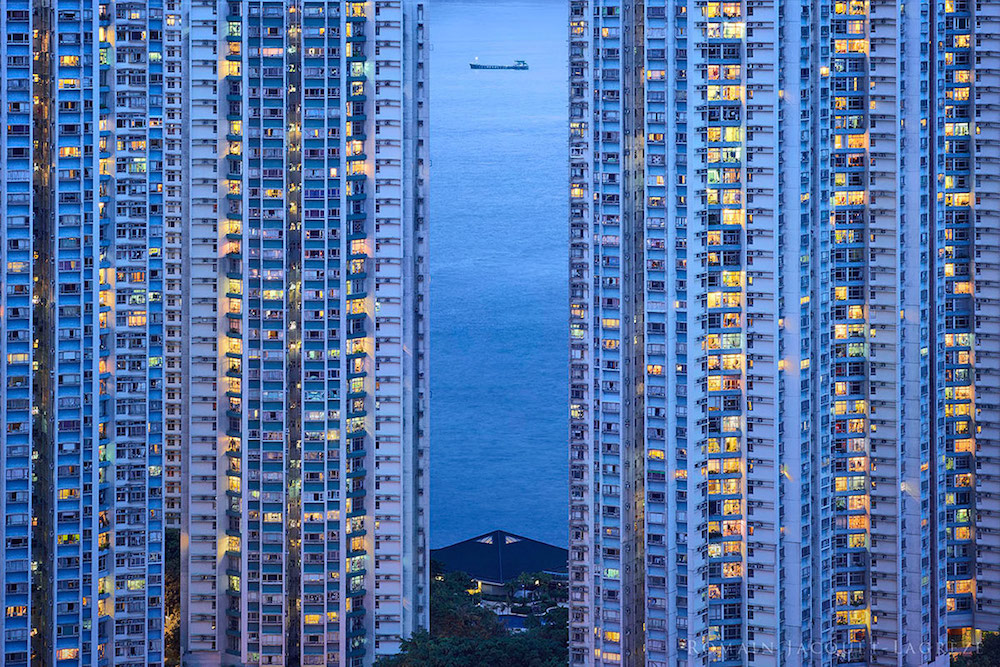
[0,0,428,665]
[1,0,172,663]
[568,0,1000,665]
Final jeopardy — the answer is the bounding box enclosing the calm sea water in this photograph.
[429,0,568,548]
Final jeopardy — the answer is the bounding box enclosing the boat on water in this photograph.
[469,59,529,71]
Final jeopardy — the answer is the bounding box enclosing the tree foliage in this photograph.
[430,570,505,639]
[378,566,568,667]
[952,632,1000,667]
[164,529,181,667]
[378,608,567,667]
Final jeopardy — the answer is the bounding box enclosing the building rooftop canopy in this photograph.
[431,530,568,586]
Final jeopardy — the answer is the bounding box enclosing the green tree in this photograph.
[164,529,181,667]
[953,631,1000,667]
[377,618,567,667]
[429,570,505,639]
[377,568,568,667]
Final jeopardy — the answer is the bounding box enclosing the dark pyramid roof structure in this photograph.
[431,530,568,585]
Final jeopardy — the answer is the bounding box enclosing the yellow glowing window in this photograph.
[722,416,741,432]
[848,534,868,548]
[721,354,741,370]
[946,122,970,137]
[347,140,365,156]
[954,579,975,594]
[721,272,742,288]
[721,210,742,226]
[954,439,974,453]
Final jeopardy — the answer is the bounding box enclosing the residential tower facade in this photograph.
[1,1,176,663]
[568,0,1000,665]
[0,0,428,665]
[179,0,429,665]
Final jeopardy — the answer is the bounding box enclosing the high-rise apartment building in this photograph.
[0,0,428,664]
[568,0,1000,665]
[1,1,175,663]
[180,0,429,665]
